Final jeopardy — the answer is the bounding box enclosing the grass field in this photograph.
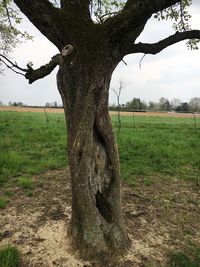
[1,110,200,187]
[0,110,200,266]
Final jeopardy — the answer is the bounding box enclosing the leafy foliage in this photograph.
[154,0,199,49]
[90,0,125,22]
[0,0,32,71]
[90,0,198,49]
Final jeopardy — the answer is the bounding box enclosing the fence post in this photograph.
[193,112,197,129]
[43,107,49,124]
[132,111,135,128]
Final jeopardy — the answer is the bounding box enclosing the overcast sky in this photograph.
[1,1,200,106]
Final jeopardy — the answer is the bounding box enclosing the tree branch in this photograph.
[104,0,181,58]
[0,57,26,76]
[0,54,27,72]
[25,45,74,84]
[1,45,73,84]
[13,0,65,49]
[0,52,60,83]
[128,30,200,55]
[25,54,61,84]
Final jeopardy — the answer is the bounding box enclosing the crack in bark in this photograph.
[95,190,113,224]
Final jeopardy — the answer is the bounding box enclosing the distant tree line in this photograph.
[109,97,200,113]
[1,97,200,113]
[44,101,63,108]
[0,101,63,108]
[8,101,25,106]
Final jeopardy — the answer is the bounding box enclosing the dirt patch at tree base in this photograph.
[0,170,200,266]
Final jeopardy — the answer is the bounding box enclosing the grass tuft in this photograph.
[0,245,21,267]
[18,177,34,190]
[168,251,199,267]
[0,197,8,209]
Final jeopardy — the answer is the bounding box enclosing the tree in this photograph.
[176,102,190,112]
[1,0,200,261]
[126,98,147,110]
[170,98,181,110]
[159,97,171,111]
[189,97,200,112]
[112,79,127,131]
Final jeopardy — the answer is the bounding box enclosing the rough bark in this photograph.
[57,46,128,258]
[56,47,130,259]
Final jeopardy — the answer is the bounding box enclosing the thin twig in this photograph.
[122,59,127,66]
[0,54,28,72]
[139,54,146,69]
[0,58,26,76]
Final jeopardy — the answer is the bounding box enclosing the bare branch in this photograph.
[25,45,73,83]
[1,44,73,83]
[0,56,26,76]
[0,54,28,72]
[25,54,61,84]
[122,59,127,66]
[139,54,146,70]
[0,53,58,83]
[127,30,200,56]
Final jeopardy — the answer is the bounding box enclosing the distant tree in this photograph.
[148,101,156,111]
[159,97,171,111]
[109,103,117,110]
[0,101,4,106]
[53,101,58,107]
[126,98,146,110]
[170,98,182,110]
[121,104,126,109]
[176,102,189,112]
[18,101,23,106]
[189,97,200,112]
[45,102,51,107]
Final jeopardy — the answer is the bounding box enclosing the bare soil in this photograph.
[0,170,200,266]
[1,106,200,118]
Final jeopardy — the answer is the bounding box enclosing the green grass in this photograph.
[0,197,8,209]
[116,116,200,183]
[0,111,200,189]
[168,243,200,267]
[0,245,21,267]
[18,177,34,190]
[0,111,67,186]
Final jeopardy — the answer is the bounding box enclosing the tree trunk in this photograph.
[57,52,129,260]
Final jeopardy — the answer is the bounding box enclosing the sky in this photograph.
[1,1,200,106]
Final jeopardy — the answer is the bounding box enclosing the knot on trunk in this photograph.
[61,44,74,57]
